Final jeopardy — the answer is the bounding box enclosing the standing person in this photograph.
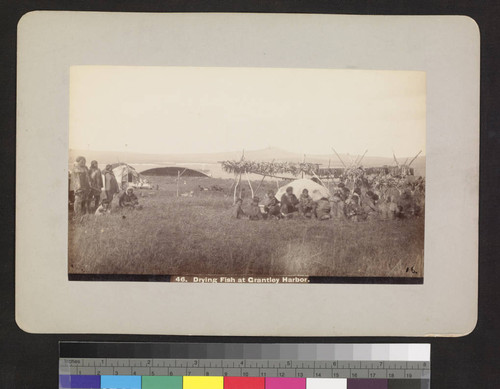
[103,164,119,205]
[88,160,103,212]
[71,156,90,217]
[280,186,299,218]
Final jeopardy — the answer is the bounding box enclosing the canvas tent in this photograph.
[275,178,331,201]
[107,163,152,190]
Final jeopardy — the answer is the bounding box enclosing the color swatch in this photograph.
[59,376,430,388]
[224,377,265,389]
[183,376,223,389]
[142,376,183,389]
[101,375,141,389]
[306,378,348,389]
[266,377,306,389]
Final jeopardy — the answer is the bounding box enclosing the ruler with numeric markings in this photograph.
[59,343,431,388]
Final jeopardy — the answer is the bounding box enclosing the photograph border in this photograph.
[67,65,427,285]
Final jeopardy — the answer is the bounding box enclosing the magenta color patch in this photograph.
[265,377,306,389]
[347,379,388,389]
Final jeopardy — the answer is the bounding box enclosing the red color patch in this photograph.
[224,376,265,389]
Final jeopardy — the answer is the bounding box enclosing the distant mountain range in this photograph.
[69,147,426,176]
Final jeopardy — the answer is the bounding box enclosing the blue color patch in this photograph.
[59,375,101,388]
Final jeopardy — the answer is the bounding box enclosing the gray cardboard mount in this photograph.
[16,12,479,335]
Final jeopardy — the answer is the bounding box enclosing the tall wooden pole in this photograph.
[246,171,254,198]
[356,149,368,167]
[233,172,242,204]
[238,172,243,198]
[408,150,422,166]
[332,148,346,168]
[176,170,180,197]
[255,175,267,194]
[392,149,400,167]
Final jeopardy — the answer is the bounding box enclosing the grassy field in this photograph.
[68,177,424,278]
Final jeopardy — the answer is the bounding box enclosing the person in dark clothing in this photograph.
[280,186,299,217]
[298,189,316,218]
[337,183,351,201]
[362,191,379,221]
[103,164,119,204]
[88,160,103,212]
[71,156,90,217]
[345,193,362,222]
[119,187,139,208]
[263,190,281,219]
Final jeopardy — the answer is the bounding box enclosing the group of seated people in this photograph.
[335,183,423,221]
[95,187,141,216]
[233,183,423,222]
[233,186,332,221]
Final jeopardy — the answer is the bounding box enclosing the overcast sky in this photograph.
[70,66,426,157]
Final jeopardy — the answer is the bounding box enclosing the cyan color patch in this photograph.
[100,375,141,389]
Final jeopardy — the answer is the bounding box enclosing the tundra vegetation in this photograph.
[69,176,424,278]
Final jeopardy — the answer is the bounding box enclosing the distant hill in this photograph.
[69,147,426,176]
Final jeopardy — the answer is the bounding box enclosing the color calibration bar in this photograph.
[59,375,425,389]
[59,343,430,389]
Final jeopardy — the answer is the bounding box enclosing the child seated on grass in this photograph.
[232,198,246,219]
[247,196,264,221]
[95,199,111,216]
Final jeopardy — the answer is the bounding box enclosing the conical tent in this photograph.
[107,163,152,190]
[275,178,331,201]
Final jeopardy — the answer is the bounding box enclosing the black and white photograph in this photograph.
[68,66,426,283]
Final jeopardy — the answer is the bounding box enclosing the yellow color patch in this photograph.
[183,376,223,389]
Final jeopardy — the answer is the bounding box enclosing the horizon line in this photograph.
[69,146,426,159]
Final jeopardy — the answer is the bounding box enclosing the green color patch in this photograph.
[142,375,183,389]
